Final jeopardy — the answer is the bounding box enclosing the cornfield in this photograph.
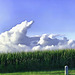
[0,49,75,73]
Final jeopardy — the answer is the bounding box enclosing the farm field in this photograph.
[0,70,75,75]
[0,49,75,73]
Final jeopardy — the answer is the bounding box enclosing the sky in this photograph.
[0,0,75,53]
[0,20,75,53]
[0,0,75,40]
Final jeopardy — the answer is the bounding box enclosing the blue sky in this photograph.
[0,0,75,40]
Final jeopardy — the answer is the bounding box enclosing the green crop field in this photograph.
[0,49,75,73]
[0,70,75,75]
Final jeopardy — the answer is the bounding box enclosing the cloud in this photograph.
[0,20,75,53]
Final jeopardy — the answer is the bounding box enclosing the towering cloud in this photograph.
[0,20,75,53]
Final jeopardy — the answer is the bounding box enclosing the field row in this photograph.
[0,49,75,72]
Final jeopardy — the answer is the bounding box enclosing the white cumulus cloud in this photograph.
[0,20,75,53]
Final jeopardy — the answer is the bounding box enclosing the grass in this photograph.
[0,70,75,75]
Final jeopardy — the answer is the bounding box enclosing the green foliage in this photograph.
[0,70,75,75]
[0,49,75,72]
